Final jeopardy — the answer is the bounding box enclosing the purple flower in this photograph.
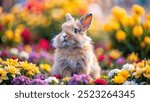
[11,76,31,85]
[33,74,48,80]
[68,74,91,85]
[31,79,48,85]
[116,57,126,64]
[28,52,40,63]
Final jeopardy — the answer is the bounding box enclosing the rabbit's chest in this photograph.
[62,51,91,69]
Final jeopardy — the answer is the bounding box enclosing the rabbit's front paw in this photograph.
[62,67,72,77]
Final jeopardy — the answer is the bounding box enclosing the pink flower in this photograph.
[97,54,106,62]
[38,38,49,50]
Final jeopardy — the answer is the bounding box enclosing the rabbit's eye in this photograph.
[73,28,79,34]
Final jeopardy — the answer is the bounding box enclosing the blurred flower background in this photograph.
[0,0,150,85]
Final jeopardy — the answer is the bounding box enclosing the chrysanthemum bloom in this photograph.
[11,76,31,85]
[19,61,32,71]
[68,74,91,85]
[33,74,48,80]
[31,79,48,85]
[0,68,8,83]
[113,75,126,84]
[5,59,19,67]
[5,66,20,78]
[133,25,143,37]
[115,30,126,42]
[132,5,145,16]
[94,79,108,85]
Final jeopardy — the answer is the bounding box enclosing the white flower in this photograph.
[19,51,29,59]
[10,48,19,55]
[45,77,59,84]
[123,81,138,85]
[122,63,135,71]
[108,69,121,77]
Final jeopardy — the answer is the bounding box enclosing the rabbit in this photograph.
[51,13,101,78]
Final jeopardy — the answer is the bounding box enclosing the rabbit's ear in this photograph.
[79,13,92,31]
[66,13,74,21]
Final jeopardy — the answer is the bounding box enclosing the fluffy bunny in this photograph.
[51,13,101,78]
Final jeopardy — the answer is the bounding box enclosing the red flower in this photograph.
[53,75,62,80]
[97,54,105,62]
[0,24,3,31]
[38,38,49,50]
[21,28,32,44]
[94,79,108,85]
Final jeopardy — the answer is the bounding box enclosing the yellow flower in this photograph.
[132,14,141,24]
[127,52,138,62]
[19,61,32,71]
[121,16,134,27]
[5,59,19,67]
[103,23,113,32]
[95,47,104,56]
[118,70,130,79]
[25,63,40,77]
[144,36,150,44]
[0,68,8,83]
[5,66,20,77]
[40,64,51,72]
[143,20,150,30]
[4,29,14,40]
[113,75,126,84]
[133,25,143,37]
[62,77,70,82]
[136,61,145,68]
[116,30,126,41]
[111,6,126,21]
[111,21,120,30]
[2,14,14,25]
[132,5,145,16]
[25,45,32,53]
[109,49,122,60]
[146,13,150,20]
[133,66,146,78]
[14,27,22,43]
[143,65,150,79]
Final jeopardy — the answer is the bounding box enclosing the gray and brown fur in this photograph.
[51,13,101,78]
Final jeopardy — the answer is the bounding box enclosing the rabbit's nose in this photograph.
[62,33,68,39]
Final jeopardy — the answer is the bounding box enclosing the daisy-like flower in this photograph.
[122,63,135,71]
[5,59,19,67]
[19,61,32,71]
[0,68,8,83]
[45,77,59,84]
[5,66,20,78]
[108,69,121,77]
